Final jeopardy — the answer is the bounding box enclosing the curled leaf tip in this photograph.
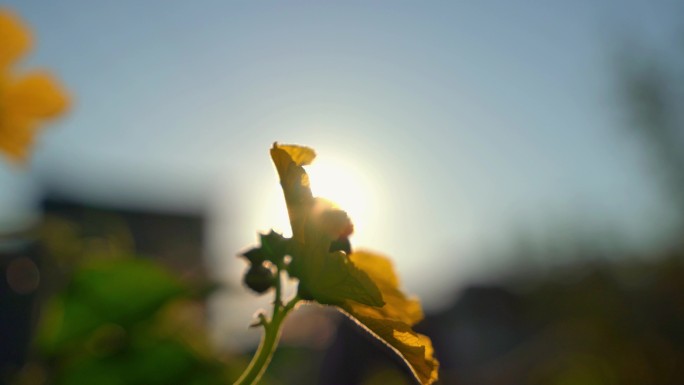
[271,143,316,166]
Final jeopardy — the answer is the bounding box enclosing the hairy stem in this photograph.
[234,267,299,385]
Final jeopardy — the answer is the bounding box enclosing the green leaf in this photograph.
[239,230,287,265]
[36,258,187,353]
[259,230,287,263]
[239,247,265,265]
[59,340,198,385]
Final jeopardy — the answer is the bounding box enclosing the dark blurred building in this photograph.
[320,255,684,385]
[40,195,206,277]
[0,238,41,384]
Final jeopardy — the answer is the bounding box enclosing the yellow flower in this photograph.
[0,9,69,163]
[270,143,439,385]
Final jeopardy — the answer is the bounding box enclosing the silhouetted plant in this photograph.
[235,144,439,385]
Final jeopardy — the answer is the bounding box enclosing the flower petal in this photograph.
[0,9,32,70]
[5,71,70,118]
[347,250,423,325]
[270,143,315,241]
[342,310,439,385]
[341,250,439,384]
[276,143,316,166]
[0,113,36,162]
[297,250,384,307]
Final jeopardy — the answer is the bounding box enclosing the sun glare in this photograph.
[258,152,376,241]
[307,156,372,234]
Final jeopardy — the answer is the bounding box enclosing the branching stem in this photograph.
[233,264,299,385]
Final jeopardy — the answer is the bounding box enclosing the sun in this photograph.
[306,155,372,234]
[259,152,376,240]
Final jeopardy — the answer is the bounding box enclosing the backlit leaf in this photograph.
[343,313,439,385]
[297,250,383,307]
[347,251,423,325]
[342,251,439,385]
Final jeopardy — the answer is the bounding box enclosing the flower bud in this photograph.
[313,203,354,240]
[244,264,275,294]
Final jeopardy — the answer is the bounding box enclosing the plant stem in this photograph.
[234,267,300,385]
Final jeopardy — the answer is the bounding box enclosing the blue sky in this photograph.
[1,1,682,311]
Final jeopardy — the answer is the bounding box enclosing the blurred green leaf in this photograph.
[37,258,187,353]
[60,340,196,385]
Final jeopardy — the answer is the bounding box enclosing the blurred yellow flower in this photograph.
[0,8,69,163]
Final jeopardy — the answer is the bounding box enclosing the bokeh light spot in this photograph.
[6,256,40,295]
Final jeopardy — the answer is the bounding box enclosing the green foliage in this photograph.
[59,340,197,385]
[31,240,233,385]
[36,258,187,354]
